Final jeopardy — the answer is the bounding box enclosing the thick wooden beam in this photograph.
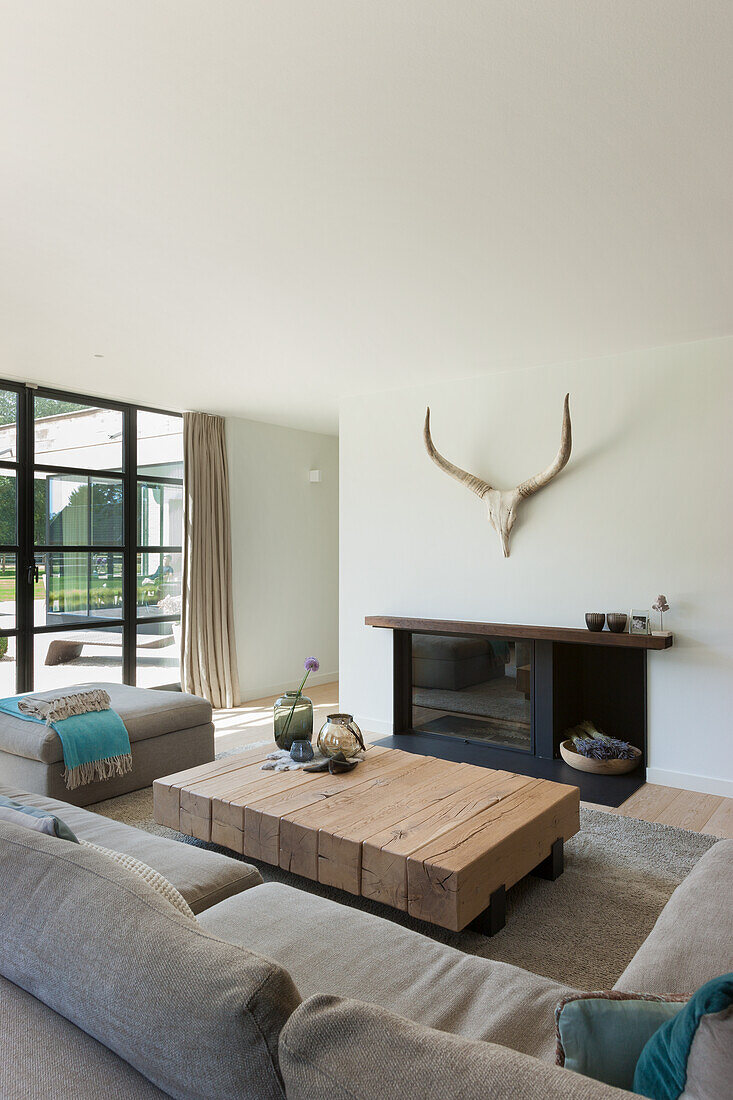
[366,615,673,650]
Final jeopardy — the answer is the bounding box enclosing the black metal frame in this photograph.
[0,380,183,692]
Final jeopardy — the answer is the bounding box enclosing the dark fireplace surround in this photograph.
[366,616,674,806]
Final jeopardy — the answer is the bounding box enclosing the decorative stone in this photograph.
[302,758,330,772]
[328,752,359,774]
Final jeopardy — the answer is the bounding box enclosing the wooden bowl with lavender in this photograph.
[560,741,641,774]
[560,723,642,774]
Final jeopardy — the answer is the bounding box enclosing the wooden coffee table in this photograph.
[153,745,579,933]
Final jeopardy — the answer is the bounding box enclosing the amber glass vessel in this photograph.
[317,713,365,759]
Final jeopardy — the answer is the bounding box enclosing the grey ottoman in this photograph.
[0,683,214,806]
[412,635,504,691]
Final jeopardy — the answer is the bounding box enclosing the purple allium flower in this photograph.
[304,656,320,673]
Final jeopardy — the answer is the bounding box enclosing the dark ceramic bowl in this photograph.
[607,613,628,634]
[585,613,606,632]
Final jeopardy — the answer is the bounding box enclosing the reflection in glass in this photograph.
[35,552,124,626]
[136,621,180,688]
[0,471,16,544]
[137,411,183,478]
[35,474,123,545]
[0,553,16,630]
[34,626,123,692]
[411,634,532,751]
[34,397,122,471]
[0,389,18,461]
[0,633,17,695]
[137,482,182,547]
[137,552,182,616]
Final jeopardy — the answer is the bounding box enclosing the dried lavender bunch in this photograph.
[572,734,637,760]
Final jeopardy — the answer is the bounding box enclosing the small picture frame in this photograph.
[629,609,651,635]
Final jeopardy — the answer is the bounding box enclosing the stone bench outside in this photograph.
[45,631,175,665]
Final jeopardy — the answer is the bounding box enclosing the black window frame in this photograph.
[0,380,183,693]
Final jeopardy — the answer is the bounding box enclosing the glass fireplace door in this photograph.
[410,633,533,752]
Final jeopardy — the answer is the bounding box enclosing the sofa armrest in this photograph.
[279,995,639,1100]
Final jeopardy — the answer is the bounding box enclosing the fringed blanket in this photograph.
[0,688,132,790]
[18,687,112,725]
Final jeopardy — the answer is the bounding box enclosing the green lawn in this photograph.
[0,570,159,607]
[0,573,45,600]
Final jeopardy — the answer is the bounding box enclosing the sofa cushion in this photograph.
[0,819,301,1100]
[0,792,79,841]
[197,881,575,1061]
[614,840,733,995]
[0,783,262,912]
[0,682,212,764]
[279,995,636,1100]
[555,992,686,1092]
[633,973,733,1100]
[78,839,197,921]
[412,635,491,660]
[0,974,170,1100]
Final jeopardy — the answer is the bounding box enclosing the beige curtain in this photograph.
[181,412,240,708]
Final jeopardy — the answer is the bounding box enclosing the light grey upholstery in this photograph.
[0,683,212,763]
[279,995,637,1100]
[198,881,575,1061]
[0,722,214,804]
[3,765,729,1100]
[0,975,171,1100]
[0,819,301,1100]
[614,839,733,995]
[0,783,262,912]
[0,683,214,805]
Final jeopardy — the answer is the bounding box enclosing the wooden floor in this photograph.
[213,681,733,839]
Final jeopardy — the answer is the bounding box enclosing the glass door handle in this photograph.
[27,565,39,584]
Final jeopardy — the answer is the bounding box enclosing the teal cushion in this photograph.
[634,973,733,1099]
[0,794,79,842]
[556,993,685,1090]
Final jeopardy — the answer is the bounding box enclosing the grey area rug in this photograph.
[414,678,530,723]
[90,786,717,990]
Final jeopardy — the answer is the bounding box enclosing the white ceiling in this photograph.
[1,2,731,434]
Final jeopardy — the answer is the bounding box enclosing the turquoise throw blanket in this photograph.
[0,695,132,790]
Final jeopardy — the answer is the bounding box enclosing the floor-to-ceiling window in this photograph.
[0,382,183,694]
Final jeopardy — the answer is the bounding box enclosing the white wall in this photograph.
[339,337,733,796]
[227,417,338,701]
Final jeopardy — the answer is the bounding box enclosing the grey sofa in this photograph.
[1,783,731,1100]
[0,683,214,805]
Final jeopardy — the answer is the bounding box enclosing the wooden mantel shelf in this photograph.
[365,615,674,650]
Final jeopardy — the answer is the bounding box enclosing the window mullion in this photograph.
[122,408,136,685]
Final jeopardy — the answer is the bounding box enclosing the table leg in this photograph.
[531,837,564,880]
[468,884,506,936]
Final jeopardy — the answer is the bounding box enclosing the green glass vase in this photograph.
[273,692,313,751]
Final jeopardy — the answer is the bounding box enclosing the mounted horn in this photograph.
[423,409,491,499]
[515,393,572,499]
[423,394,572,557]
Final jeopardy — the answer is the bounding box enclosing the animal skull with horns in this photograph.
[423,394,572,557]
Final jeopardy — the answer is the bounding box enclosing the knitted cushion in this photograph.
[78,839,196,921]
